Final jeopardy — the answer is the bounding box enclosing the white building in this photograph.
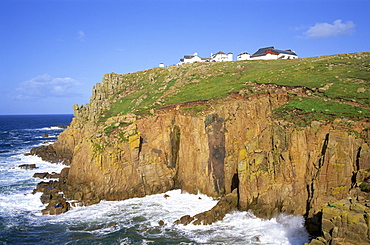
[237,52,251,60]
[210,51,233,62]
[178,51,233,65]
[176,47,297,65]
[178,52,206,65]
[250,46,298,60]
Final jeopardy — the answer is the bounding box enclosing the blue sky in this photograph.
[0,0,369,115]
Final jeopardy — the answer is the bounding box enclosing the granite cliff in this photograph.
[38,53,370,244]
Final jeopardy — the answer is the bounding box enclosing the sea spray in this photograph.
[36,190,309,244]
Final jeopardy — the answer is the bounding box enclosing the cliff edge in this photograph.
[46,52,370,244]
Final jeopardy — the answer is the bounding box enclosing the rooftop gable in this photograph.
[251,46,297,57]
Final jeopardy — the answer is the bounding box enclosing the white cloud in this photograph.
[78,30,85,42]
[304,19,355,39]
[11,74,82,101]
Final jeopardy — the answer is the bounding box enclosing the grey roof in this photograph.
[251,46,297,57]
[184,55,196,59]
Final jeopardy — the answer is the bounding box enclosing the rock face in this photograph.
[307,169,370,244]
[47,72,370,242]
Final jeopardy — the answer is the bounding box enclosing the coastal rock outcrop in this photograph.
[27,144,72,165]
[32,168,71,215]
[39,64,370,243]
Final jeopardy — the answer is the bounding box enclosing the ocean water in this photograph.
[0,114,310,245]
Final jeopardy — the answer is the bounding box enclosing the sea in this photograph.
[0,114,310,245]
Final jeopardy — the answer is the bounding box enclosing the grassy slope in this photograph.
[104,52,370,125]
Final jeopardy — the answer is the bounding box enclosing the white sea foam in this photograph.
[0,161,310,244]
[38,189,310,244]
[14,154,67,172]
[36,126,66,131]
[0,154,68,216]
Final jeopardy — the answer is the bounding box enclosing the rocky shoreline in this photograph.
[31,163,71,215]
[28,138,370,244]
[28,143,241,221]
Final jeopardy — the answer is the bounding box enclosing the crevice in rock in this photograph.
[317,133,329,169]
[231,172,240,209]
[138,136,143,156]
[356,146,362,172]
[352,146,363,187]
[205,114,226,195]
[305,133,329,236]
[170,125,181,189]
[231,173,239,192]
[169,125,180,169]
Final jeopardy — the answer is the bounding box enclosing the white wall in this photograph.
[210,53,232,62]
[237,53,251,60]
[277,53,298,59]
[250,53,298,60]
[228,53,233,61]
[178,54,203,65]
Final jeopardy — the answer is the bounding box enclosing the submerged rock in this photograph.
[19,164,36,170]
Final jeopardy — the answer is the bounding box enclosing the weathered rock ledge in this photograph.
[27,144,72,165]
[175,189,238,225]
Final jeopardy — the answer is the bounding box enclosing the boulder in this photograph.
[174,215,194,225]
[46,200,71,215]
[40,193,51,204]
[33,172,48,179]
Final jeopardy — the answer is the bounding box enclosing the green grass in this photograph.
[100,52,370,125]
[182,104,209,116]
[272,97,370,127]
[360,178,370,192]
